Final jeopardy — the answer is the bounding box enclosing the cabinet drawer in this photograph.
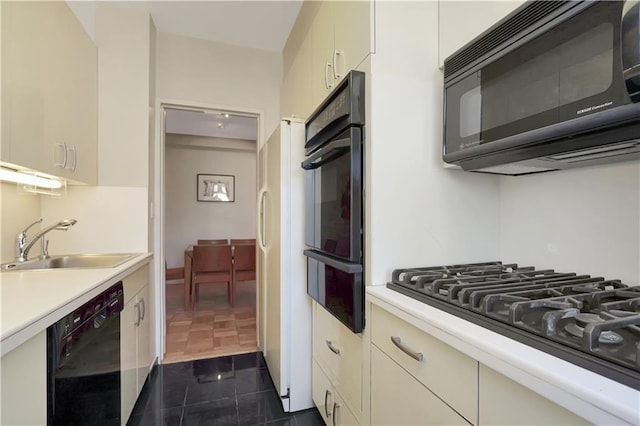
[122,264,149,303]
[371,345,470,426]
[314,303,363,416]
[312,361,359,426]
[371,305,477,424]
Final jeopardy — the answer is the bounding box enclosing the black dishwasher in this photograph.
[47,282,124,425]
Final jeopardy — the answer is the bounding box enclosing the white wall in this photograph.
[40,186,148,254]
[366,1,501,286]
[155,32,282,146]
[164,140,257,267]
[499,162,640,285]
[95,3,151,188]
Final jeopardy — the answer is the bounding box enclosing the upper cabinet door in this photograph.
[1,1,97,185]
[438,1,525,68]
[333,0,374,84]
[281,30,314,120]
[311,0,335,108]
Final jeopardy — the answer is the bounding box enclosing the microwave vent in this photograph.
[444,1,571,80]
[546,141,640,163]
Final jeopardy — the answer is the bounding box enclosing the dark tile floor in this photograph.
[127,352,324,426]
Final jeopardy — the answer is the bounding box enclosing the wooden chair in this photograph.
[230,238,256,246]
[190,244,234,308]
[197,239,229,245]
[232,244,256,295]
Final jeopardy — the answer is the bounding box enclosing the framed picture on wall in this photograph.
[197,174,235,202]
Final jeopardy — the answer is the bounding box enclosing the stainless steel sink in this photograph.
[1,253,137,271]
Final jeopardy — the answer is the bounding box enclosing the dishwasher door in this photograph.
[47,282,124,426]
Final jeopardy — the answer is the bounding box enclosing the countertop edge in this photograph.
[0,253,152,357]
[366,285,640,426]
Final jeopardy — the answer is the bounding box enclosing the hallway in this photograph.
[164,280,257,363]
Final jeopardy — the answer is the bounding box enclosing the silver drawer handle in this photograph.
[324,389,332,418]
[391,336,424,362]
[332,402,340,426]
[326,340,341,355]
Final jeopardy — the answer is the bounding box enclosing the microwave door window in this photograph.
[481,21,614,135]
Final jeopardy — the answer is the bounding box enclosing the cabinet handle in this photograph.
[324,61,334,89]
[140,297,146,321]
[326,340,340,355]
[66,145,77,172]
[333,49,344,80]
[134,301,141,326]
[324,389,332,418]
[54,143,67,168]
[332,402,340,426]
[391,336,424,362]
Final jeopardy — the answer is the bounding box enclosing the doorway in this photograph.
[156,102,262,364]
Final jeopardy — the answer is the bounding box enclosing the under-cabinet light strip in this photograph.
[0,168,63,189]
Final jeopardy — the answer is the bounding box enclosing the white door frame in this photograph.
[152,98,265,361]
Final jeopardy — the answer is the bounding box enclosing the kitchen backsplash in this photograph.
[1,184,149,263]
[499,161,640,286]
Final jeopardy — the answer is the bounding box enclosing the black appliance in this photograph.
[387,262,640,390]
[303,70,365,333]
[47,282,124,425]
[443,0,640,175]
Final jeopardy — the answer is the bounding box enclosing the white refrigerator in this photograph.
[257,119,313,412]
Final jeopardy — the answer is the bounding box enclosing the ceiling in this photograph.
[112,1,303,53]
[69,1,301,142]
[165,109,258,141]
[122,1,299,142]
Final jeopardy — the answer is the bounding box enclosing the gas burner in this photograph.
[564,314,624,344]
[387,261,640,390]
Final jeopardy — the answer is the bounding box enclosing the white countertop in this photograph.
[367,285,640,426]
[0,253,152,356]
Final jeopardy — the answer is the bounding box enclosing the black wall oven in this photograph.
[303,70,365,333]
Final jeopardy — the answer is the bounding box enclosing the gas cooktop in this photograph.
[387,262,640,390]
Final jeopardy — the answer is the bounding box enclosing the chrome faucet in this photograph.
[16,218,77,262]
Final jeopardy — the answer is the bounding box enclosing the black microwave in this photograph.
[443,0,640,175]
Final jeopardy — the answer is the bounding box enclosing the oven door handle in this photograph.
[303,249,363,273]
[301,138,350,170]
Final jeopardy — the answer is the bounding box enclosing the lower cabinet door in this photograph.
[312,360,334,424]
[371,345,471,426]
[120,295,139,423]
[313,360,359,425]
[478,364,591,425]
[136,285,152,393]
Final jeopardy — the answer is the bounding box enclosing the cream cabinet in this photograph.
[313,360,359,426]
[0,331,47,425]
[281,29,314,120]
[438,1,524,67]
[478,364,591,425]
[314,302,364,423]
[311,0,374,108]
[370,304,478,424]
[121,264,152,424]
[1,1,97,184]
[371,346,470,426]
